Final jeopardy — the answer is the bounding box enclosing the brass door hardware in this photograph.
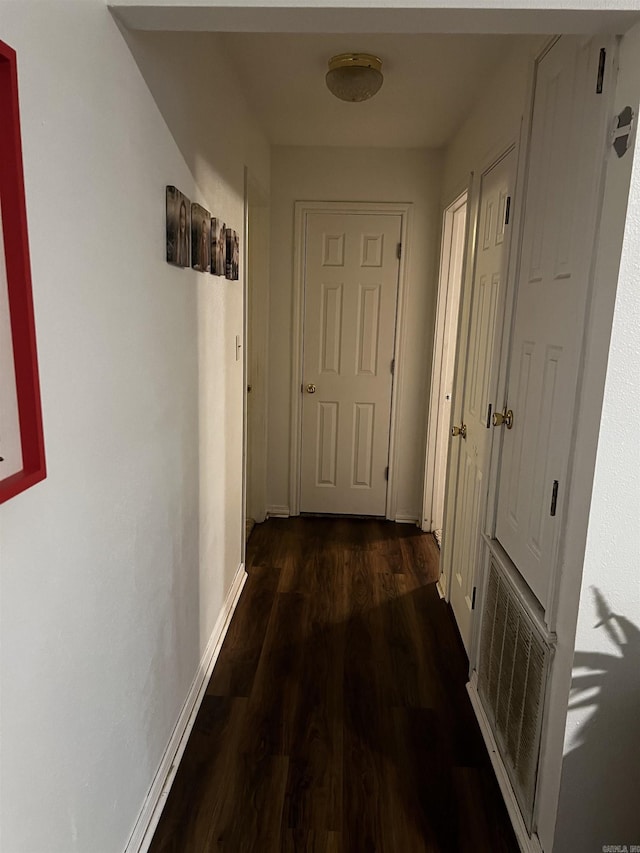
[493,408,514,429]
[306,384,317,394]
[451,423,467,439]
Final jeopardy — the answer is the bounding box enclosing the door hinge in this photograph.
[596,48,606,94]
[396,242,402,260]
[471,586,477,610]
[550,480,559,517]
[505,196,511,225]
[384,466,389,481]
[486,402,493,429]
[391,358,395,375]
[612,106,635,158]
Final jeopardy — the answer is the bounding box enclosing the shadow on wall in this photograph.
[555,587,640,852]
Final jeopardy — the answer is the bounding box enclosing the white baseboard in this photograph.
[266,505,290,517]
[266,507,419,524]
[436,576,447,599]
[124,563,248,853]
[467,677,544,853]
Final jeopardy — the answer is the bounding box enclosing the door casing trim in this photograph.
[422,188,468,545]
[290,200,412,519]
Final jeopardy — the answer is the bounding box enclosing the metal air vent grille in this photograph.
[477,557,550,832]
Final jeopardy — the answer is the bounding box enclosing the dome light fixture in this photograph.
[325,53,384,103]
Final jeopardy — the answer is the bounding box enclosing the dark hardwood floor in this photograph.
[150,517,519,852]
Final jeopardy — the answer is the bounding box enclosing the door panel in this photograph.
[300,211,401,515]
[495,37,610,609]
[449,150,517,652]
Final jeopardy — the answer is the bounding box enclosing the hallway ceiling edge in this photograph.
[109,4,640,36]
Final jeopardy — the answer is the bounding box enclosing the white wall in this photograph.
[267,145,442,521]
[123,28,270,636]
[551,22,640,851]
[441,36,543,205]
[0,7,268,852]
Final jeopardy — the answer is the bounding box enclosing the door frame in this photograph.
[422,189,468,538]
[244,169,270,529]
[440,144,519,648]
[243,167,270,563]
[440,136,522,608]
[289,200,412,519]
[242,167,250,566]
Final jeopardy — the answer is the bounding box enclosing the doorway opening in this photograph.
[243,169,270,554]
[422,190,468,548]
[289,201,411,519]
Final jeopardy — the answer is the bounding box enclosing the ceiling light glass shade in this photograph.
[326,53,383,102]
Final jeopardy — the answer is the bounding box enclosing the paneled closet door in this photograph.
[448,149,516,652]
[495,37,613,609]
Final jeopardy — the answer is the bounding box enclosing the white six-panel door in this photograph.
[495,37,611,610]
[449,149,516,651]
[300,211,401,515]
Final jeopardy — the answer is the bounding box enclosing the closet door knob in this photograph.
[493,408,514,429]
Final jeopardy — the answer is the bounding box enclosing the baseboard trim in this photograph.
[394,514,420,524]
[266,505,290,518]
[124,563,247,853]
[266,507,419,523]
[467,677,544,853]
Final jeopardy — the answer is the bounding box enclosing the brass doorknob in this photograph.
[451,423,467,439]
[493,408,514,429]
[306,384,316,394]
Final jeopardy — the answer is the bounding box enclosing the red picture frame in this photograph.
[0,40,46,503]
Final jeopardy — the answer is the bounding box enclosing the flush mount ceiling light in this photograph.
[326,53,383,103]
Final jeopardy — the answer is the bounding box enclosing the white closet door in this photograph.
[495,37,611,609]
[448,149,517,651]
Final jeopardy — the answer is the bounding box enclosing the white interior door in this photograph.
[300,211,401,515]
[449,149,517,651]
[424,193,468,543]
[495,37,612,611]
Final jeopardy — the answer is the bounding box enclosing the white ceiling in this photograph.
[216,33,535,148]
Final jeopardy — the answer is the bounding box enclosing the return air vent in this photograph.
[477,557,551,833]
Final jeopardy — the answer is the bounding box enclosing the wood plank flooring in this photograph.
[150,517,519,852]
